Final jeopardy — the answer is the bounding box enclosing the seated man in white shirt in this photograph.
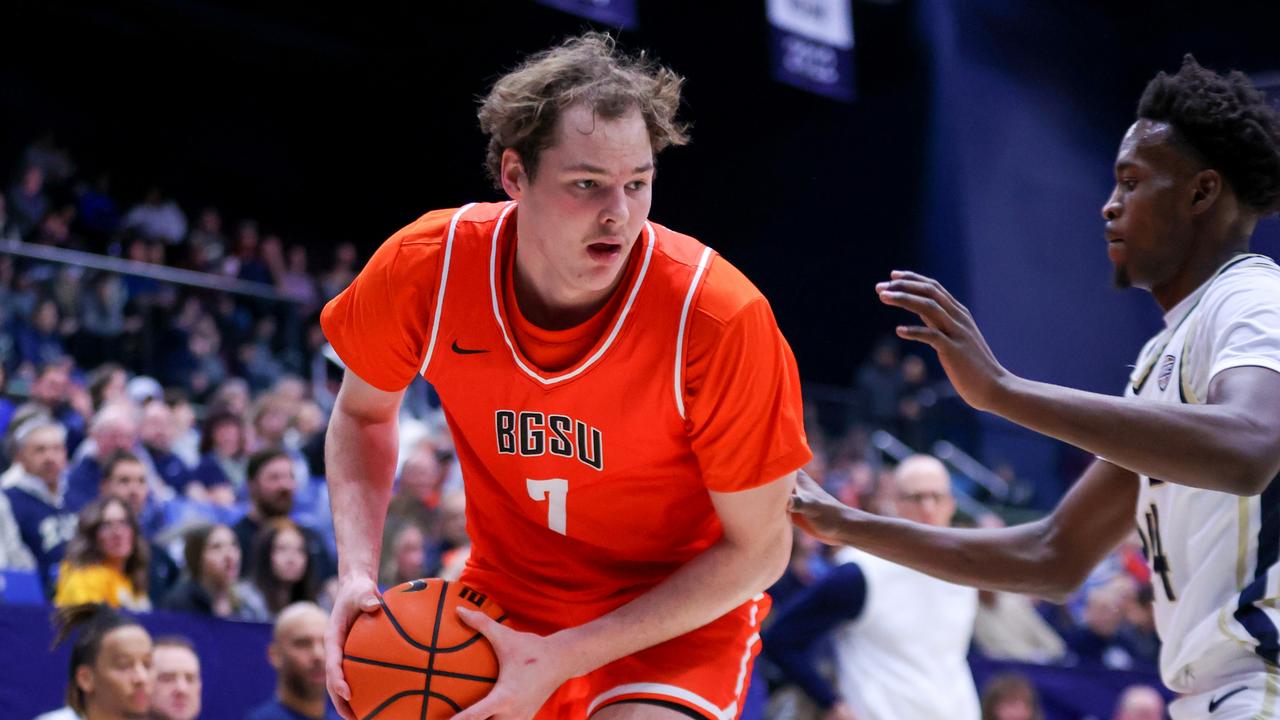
[764,455,979,720]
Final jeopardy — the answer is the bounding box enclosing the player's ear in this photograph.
[266,641,281,670]
[75,665,95,696]
[1190,168,1222,215]
[500,149,528,201]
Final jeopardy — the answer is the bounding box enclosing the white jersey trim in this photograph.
[419,202,478,377]
[488,208,656,386]
[673,247,714,419]
[586,682,731,720]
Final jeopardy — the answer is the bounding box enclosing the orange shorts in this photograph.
[528,593,771,720]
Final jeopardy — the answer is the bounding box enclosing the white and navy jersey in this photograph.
[1126,254,1280,694]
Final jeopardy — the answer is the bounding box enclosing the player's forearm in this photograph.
[825,509,1077,600]
[992,376,1273,495]
[547,522,792,678]
[325,406,398,580]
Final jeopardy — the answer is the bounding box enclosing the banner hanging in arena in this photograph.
[767,0,856,102]
[534,0,638,30]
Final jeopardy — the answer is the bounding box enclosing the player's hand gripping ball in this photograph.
[343,578,506,719]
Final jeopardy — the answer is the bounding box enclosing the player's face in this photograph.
[81,625,154,719]
[507,103,654,311]
[102,460,149,519]
[151,645,202,720]
[1102,120,1198,293]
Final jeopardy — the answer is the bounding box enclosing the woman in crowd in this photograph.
[54,495,150,610]
[378,521,428,589]
[243,517,317,617]
[160,523,268,621]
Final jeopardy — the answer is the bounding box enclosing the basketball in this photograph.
[343,578,506,720]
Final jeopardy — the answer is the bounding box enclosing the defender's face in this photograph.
[1102,120,1197,291]
[510,104,655,300]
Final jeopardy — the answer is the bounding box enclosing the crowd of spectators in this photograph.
[1,136,1165,719]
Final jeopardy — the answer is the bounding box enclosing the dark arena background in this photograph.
[3,1,1280,718]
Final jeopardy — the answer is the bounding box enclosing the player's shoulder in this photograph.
[1200,254,1280,314]
[649,220,768,325]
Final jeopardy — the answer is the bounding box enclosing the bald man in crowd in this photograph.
[1113,685,1166,720]
[763,455,980,720]
[247,602,340,720]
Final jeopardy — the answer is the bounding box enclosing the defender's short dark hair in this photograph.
[1138,54,1280,213]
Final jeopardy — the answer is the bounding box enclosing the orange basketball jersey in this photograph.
[322,201,810,629]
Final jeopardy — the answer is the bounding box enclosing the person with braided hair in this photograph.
[793,55,1280,720]
[35,604,154,720]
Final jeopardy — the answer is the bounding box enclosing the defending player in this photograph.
[792,56,1280,720]
[321,34,809,720]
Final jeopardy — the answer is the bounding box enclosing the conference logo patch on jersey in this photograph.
[1158,354,1176,391]
[495,410,604,471]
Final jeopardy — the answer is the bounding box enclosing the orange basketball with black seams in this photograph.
[343,578,506,719]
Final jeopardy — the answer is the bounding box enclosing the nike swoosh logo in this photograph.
[1209,686,1248,712]
[451,340,489,355]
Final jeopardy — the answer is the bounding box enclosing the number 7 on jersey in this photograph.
[527,478,569,535]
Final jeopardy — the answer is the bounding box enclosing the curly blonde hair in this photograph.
[478,32,690,190]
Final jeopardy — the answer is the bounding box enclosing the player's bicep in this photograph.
[709,471,796,551]
[1044,458,1138,583]
[333,369,405,424]
[1208,366,1280,475]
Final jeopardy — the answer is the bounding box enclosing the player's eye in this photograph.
[574,179,597,190]
[1121,179,1138,191]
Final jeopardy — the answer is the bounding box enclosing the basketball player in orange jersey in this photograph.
[320,33,810,720]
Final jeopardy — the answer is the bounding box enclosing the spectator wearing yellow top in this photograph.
[54,495,151,610]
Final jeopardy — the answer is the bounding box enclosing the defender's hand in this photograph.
[789,470,856,546]
[877,270,1011,413]
[325,574,382,720]
[451,607,571,720]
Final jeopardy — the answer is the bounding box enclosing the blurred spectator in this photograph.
[385,449,445,541]
[852,337,901,431]
[232,449,333,581]
[74,173,121,243]
[1063,575,1151,671]
[764,456,979,720]
[980,673,1043,720]
[66,401,139,512]
[165,390,200,468]
[43,604,153,720]
[187,206,227,270]
[85,363,128,412]
[32,361,88,452]
[137,398,195,498]
[160,523,268,621]
[151,635,203,720]
[53,495,150,609]
[1112,685,1165,720]
[379,521,427,589]
[0,487,35,570]
[229,219,271,285]
[11,299,69,373]
[8,164,48,237]
[318,241,357,300]
[97,449,179,602]
[244,517,318,617]
[436,489,470,581]
[122,187,188,244]
[281,244,319,312]
[79,274,132,363]
[208,376,251,419]
[3,415,76,591]
[247,601,341,720]
[896,354,937,449]
[973,589,1068,663]
[192,410,246,504]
